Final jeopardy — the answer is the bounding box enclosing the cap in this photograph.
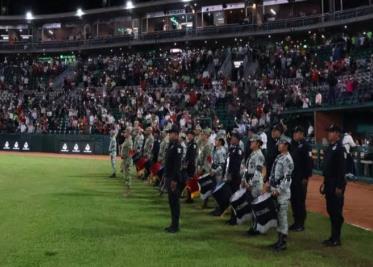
[277,135,292,145]
[250,134,262,142]
[293,126,305,133]
[203,128,212,136]
[231,129,241,140]
[272,124,284,133]
[167,124,180,134]
[326,124,342,133]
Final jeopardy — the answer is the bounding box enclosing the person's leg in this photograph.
[110,155,116,177]
[330,194,344,242]
[299,180,308,228]
[167,187,180,230]
[324,194,335,243]
[273,197,289,251]
[290,182,300,227]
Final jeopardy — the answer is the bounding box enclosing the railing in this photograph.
[312,145,373,183]
[1,5,373,52]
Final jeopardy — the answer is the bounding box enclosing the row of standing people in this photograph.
[109,121,347,251]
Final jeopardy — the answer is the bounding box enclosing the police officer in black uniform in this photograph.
[289,126,313,232]
[226,130,243,225]
[164,125,183,233]
[320,124,346,246]
[266,124,284,181]
[183,129,198,203]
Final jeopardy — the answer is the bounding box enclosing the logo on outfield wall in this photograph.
[84,144,92,153]
[13,141,20,150]
[72,143,80,153]
[22,142,30,151]
[3,141,10,150]
[61,143,69,152]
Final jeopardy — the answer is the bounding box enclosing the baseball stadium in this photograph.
[0,0,372,266]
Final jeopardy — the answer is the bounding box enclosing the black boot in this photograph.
[269,233,282,249]
[210,207,222,216]
[273,234,287,252]
[201,198,209,209]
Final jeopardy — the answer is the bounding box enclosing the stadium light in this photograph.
[76,8,85,17]
[25,11,34,20]
[270,9,277,15]
[125,0,134,9]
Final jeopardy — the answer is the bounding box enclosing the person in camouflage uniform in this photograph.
[197,128,213,208]
[121,127,134,195]
[265,136,294,252]
[133,127,144,155]
[243,134,266,199]
[242,134,266,236]
[143,127,154,181]
[211,137,227,185]
[108,129,118,178]
[158,131,169,166]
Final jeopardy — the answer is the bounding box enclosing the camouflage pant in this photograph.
[122,160,132,188]
[277,194,290,235]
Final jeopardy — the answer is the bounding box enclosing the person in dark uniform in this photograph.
[265,124,284,182]
[164,125,183,233]
[320,124,347,246]
[226,130,243,225]
[289,126,313,232]
[183,129,198,203]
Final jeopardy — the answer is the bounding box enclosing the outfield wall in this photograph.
[0,134,110,155]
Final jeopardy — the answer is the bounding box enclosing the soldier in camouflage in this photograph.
[211,137,227,185]
[133,127,144,155]
[242,134,266,235]
[265,136,294,252]
[197,128,213,208]
[143,127,154,181]
[121,127,134,195]
[158,131,169,166]
[108,129,118,178]
[197,128,213,176]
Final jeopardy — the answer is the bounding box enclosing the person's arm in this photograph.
[335,147,346,190]
[277,158,294,194]
[172,146,183,183]
[304,143,313,179]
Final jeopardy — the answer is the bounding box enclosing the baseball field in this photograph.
[0,153,372,267]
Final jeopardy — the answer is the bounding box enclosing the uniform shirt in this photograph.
[184,139,198,177]
[269,152,294,194]
[121,136,133,161]
[226,144,243,182]
[212,146,227,179]
[109,137,117,156]
[143,134,154,159]
[322,140,347,193]
[134,133,144,154]
[245,149,265,197]
[342,133,356,154]
[266,134,284,179]
[158,138,169,165]
[290,139,313,182]
[197,141,213,174]
[164,140,183,183]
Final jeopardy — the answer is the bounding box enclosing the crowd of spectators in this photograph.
[0,31,372,136]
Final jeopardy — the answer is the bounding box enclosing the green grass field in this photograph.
[0,154,372,267]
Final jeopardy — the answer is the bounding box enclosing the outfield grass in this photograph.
[0,154,372,267]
